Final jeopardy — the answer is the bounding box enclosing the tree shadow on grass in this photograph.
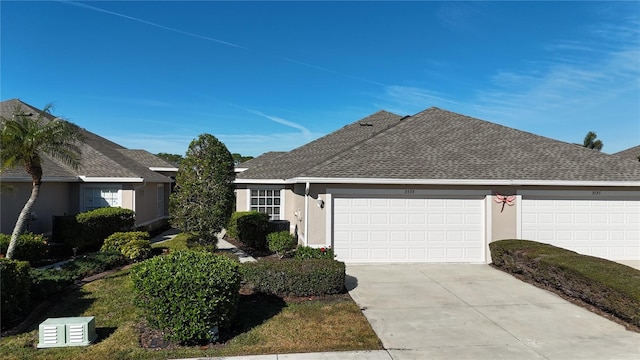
[94,327,117,344]
[224,292,286,341]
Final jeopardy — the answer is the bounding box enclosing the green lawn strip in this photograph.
[490,239,640,329]
[150,232,192,251]
[1,269,381,359]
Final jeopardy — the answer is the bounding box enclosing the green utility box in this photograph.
[37,316,97,348]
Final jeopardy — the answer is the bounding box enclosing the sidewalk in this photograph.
[173,350,392,360]
[151,228,256,263]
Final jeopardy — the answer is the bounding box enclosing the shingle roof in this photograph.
[613,146,640,162]
[239,107,640,182]
[238,152,286,169]
[238,110,403,179]
[1,99,174,183]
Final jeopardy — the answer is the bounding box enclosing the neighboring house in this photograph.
[0,99,178,236]
[236,107,640,264]
[613,145,640,162]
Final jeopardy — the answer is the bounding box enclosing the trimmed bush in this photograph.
[294,245,335,260]
[227,211,270,250]
[267,231,297,258]
[0,232,47,264]
[102,231,151,260]
[75,207,135,252]
[242,259,345,297]
[131,251,241,344]
[0,259,32,328]
[120,240,152,260]
[490,239,640,328]
[29,268,75,302]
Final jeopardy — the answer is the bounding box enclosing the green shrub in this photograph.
[0,232,48,264]
[75,207,135,252]
[102,231,151,260]
[29,268,75,302]
[51,214,81,245]
[294,245,335,260]
[267,231,297,257]
[242,259,345,297]
[227,211,270,250]
[120,240,152,261]
[63,250,128,279]
[131,251,241,344]
[0,259,32,328]
[490,239,640,328]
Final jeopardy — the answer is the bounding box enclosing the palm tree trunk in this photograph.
[6,181,40,259]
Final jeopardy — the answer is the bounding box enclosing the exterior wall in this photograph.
[237,182,640,259]
[132,182,170,228]
[1,182,73,235]
[235,187,249,212]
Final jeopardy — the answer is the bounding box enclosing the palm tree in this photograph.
[0,104,84,259]
[583,131,603,151]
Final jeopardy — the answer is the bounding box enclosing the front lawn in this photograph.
[0,267,381,359]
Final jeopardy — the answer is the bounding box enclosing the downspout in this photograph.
[304,182,310,246]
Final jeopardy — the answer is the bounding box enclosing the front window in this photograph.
[83,186,121,211]
[250,189,281,220]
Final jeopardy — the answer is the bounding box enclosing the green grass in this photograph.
[0,268,381,359]
[151,232,194,251]
[490,239,640,329]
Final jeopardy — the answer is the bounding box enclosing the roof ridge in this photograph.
[300,111,411,177]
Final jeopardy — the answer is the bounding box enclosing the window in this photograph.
[157,184,164,217]
[250,189,281,220]
[83,186,121,211]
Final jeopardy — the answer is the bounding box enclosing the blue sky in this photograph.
[2,1,639,156]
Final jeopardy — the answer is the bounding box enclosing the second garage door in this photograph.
[332,196,485,263]
[521,194,640,260]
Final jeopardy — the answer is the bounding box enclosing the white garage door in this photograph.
[521,197,640,260]
[333,196,485,263]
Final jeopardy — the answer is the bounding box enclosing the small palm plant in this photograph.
[1,104,84,259]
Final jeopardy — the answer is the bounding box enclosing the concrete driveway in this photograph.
[346,264,640,360]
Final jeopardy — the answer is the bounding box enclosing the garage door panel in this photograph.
[334,195,484,263]
[521,198,640,261]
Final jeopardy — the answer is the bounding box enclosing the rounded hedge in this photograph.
[130,250,241,344]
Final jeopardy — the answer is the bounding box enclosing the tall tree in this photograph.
[155,152,183,166]
[169,134,235,245]
[583,131,603,151]
[231,153,254,165]
[1,104,83,259]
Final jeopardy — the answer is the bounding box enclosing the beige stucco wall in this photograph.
[1,182,73,235]
[235,187,249,212]
[236,183,640,258]
[131,182,170,227]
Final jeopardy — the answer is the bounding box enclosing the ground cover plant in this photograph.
[490,239,640,330]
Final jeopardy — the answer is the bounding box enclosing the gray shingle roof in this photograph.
[613,146,640,162]
[238,151,286,169]
[1,99,173,183]
[238,110,403,179]
[239,107,640,182]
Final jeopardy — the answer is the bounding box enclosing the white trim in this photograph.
[149,167,178,172]
[235,178,290,184]
[80,176,145,183]
[484,194,492,264]
[237,176,640,187]
[234,167,248,173]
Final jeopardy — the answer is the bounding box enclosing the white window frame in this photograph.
[247,186,284,220]
[80,184,123,212]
